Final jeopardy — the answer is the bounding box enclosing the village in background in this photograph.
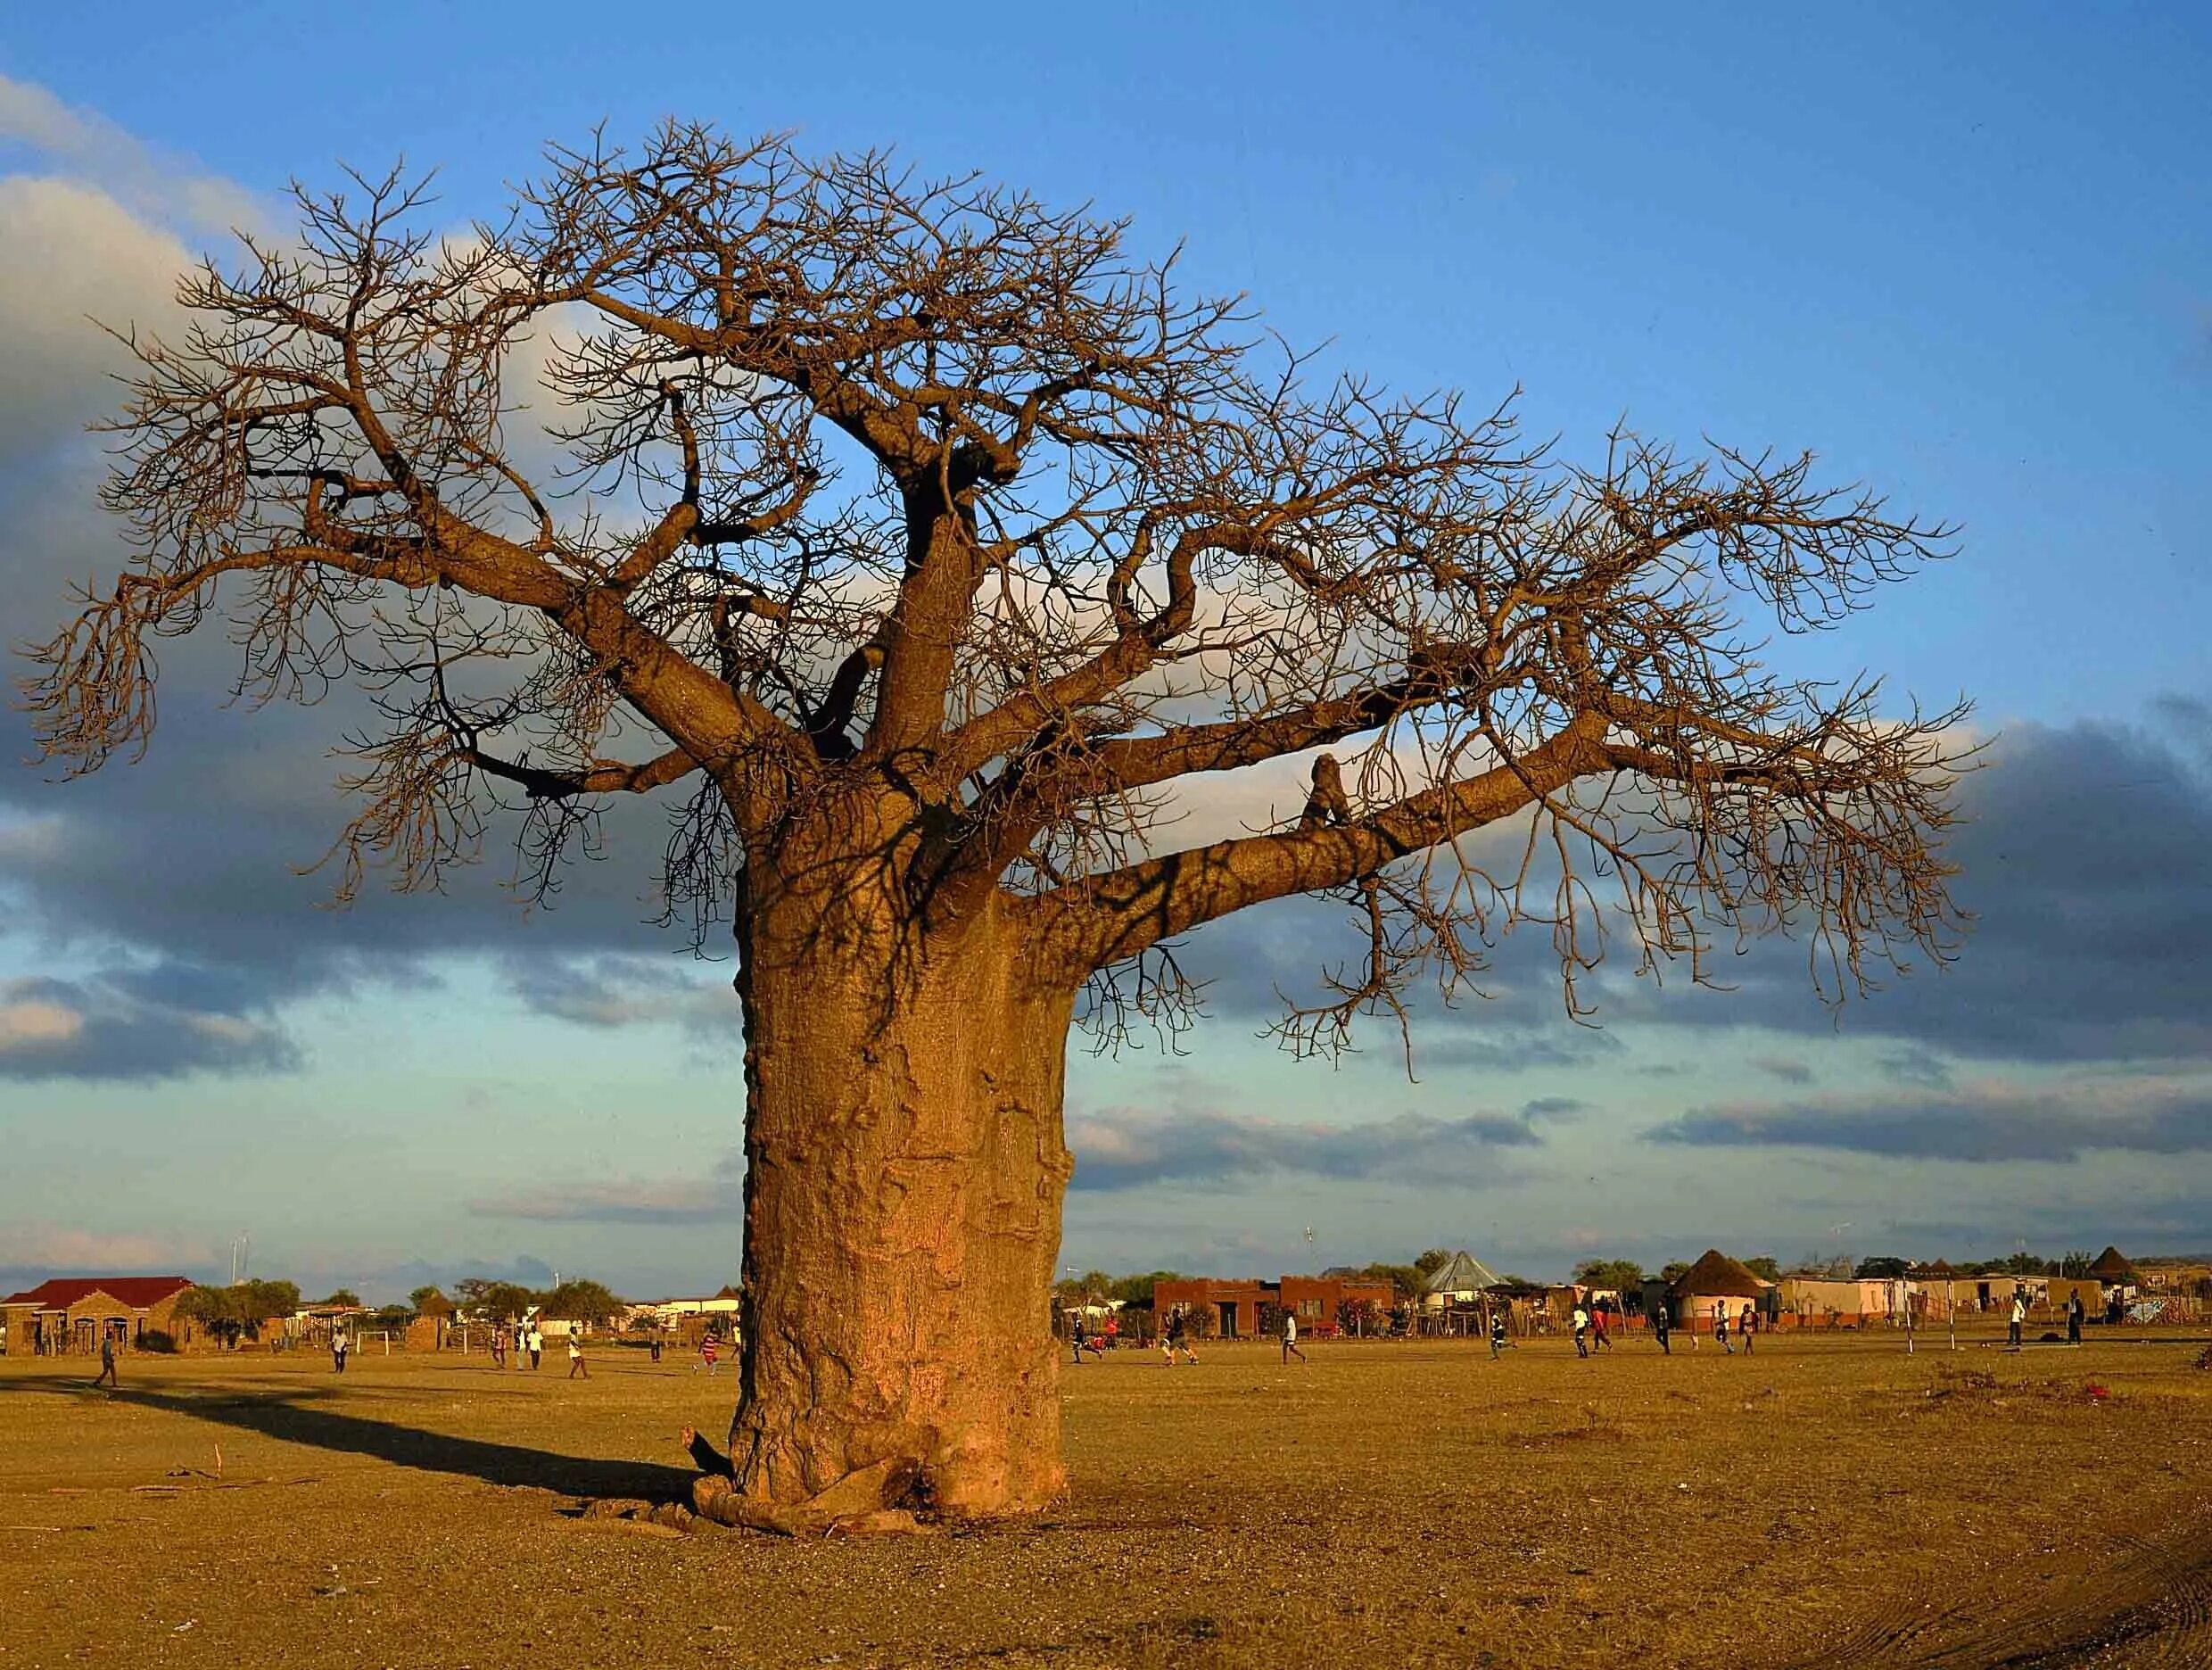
[9,1244,2208,1360]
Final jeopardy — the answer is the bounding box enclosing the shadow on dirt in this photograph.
[0,1378,693,1501]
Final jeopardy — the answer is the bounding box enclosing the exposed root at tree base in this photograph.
[690,1459,938,1537]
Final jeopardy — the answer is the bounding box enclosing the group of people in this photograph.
[489,1324,546,1369]
[1067,1312,1122,1363]
[1568,1302,1621,1357]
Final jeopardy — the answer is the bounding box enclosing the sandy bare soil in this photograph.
[4,1328,2208,1668]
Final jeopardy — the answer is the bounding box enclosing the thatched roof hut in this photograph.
[2087,1246,2134,1282]
[1669,1250,1770,1327]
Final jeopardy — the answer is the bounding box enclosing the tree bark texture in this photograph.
[728,833,1075,1520]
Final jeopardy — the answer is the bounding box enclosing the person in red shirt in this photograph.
[700,1335,720,1376]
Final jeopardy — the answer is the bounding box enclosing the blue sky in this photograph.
[1,7,2207,1301]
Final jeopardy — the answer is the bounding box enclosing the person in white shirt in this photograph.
[331,1327,349,1374]
[1571,1304,1589,1359]
[2009,1291,2026,1350]
[1282,1310,1307,1364]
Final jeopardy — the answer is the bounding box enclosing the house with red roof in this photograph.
[2,1276,195,1356]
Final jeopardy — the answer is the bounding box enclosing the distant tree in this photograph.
[241,1279,301,1323]
[174,1285,243,1348]
[455,1278,540,1322]
[544,1278,623,1327]
[369,1304,411,1331]
[1109,1271,1177,1309]
[2058,1250,2093,1278]
[1659,1261,1690,1285]
[1854,1256,1909,1279]
[176,1278,301,1347]
[1338,1297,1382,1335]
[323,1288,361,1308]
[2002,1252,2045,1277]
[1356,1262,1427,1302]
[409,1285,453,1318]
[1745,1257,1783,1283]
[1414,1249,1453,1279]
[1572,1258,1645,1293]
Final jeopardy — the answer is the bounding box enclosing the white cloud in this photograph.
[0,71,262,236]
[0,1223,208,1273]
[0,175,191,458]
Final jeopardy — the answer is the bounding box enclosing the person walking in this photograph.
[332,1326,350,1374]
[1741,1302,1758,1355]
[1282,1310,1308,1364]
[1591,1303,1614,1352]
[649,1332,663,1364]
[491,1327,507,1369]
[1489,1309,1507,1359]
[527,1324,543,1370]
[93,1329,120,1389]
[2008,1290,2026,1350]
[700,1334,720,1376]
[1714,1302,1732,1355]
[2067,1291,2084,1345]
[1652,1301,1671,1355]
[1572,1302,1590,1359]
[566,1333,588,1379]
[1070,1313,1086,1366]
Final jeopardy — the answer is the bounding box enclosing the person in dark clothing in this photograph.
[1652,1302,1671,1355]
[1489,1310,1507,1359]
[2067,1292,2084,1344]
[94,1332,120,1389]
[649,1333,663,1363]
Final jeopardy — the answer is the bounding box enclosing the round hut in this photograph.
[1668,1249,1771,1333]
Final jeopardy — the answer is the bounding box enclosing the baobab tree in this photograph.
[28,126,1965,1525]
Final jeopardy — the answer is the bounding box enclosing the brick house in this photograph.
[1278,1276,1393,1334]
[1152,1275,1396,1339]
[2,1277,195,1355]
[1151,1277,1269,1339]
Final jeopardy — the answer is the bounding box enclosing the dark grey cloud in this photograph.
[1751,1056,1814,1085]
[1067,1104,1539,1193]
[1521,1095,1585,1119]
[505,954,736,1034]
[0,971,296,1080]
[1164,705,2212,1072]
[1878,1047,1954,1089]
[1647,1084,2212,1163]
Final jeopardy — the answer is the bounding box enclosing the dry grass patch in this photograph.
[4,1328,2210,1667]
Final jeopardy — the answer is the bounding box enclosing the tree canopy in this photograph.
[175,1279,302,1346]
[29,123,1966,1057]
[1572,1258,1646,1293]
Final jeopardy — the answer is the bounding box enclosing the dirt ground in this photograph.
[4,1327,2209,1668]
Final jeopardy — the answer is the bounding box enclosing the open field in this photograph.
[4,1330,2211,1668]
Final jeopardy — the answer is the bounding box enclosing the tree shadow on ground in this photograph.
[0,1378,694,1501]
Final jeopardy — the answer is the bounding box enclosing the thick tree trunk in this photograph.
[725,880,1075,1522]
